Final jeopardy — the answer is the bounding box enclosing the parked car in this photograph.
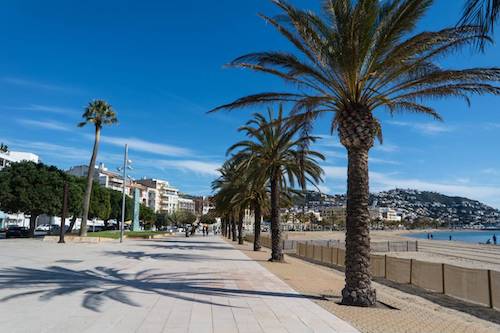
[36,224,51,231]
[6,226,30,238]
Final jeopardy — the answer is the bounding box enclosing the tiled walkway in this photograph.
[0,236,358,333]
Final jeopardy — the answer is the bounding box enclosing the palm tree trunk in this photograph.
[29,213,38,238]
[341,147,376,307]
[80,126,101,237]
[221,219,226,237]
[231,215,237,241]
[238,210,244,245]
[253,203,262,251]
[269,173,283,262]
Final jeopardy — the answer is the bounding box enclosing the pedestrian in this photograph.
[427,233,430,240]
[493,234,497,245]
[430,234,433,240]
[449,235,452,241]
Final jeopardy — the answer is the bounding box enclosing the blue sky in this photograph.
[1,0,500,207]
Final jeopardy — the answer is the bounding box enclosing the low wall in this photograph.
[411,260,444,293]
[386,257,412,284]
[444,265,491,307]
[42,235,116,243]
[292,241,499,310]
[243,234,296,253]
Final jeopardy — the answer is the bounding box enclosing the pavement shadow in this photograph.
[105,250,252,262]
[0,266,322,312]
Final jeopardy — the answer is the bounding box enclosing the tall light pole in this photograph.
[119,144,132,243]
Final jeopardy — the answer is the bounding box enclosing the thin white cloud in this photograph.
[17,119,72,132]
[323,150,346,159]
[9,104,78,115]
[316,134,343,148]
[388,121,452,135]
[99,136,193,158]
[155,160,220,177]
[1,77,79,93]
[373,143,399,153]
[369,157,401,165]
[316,184,331,193]
[481,168,500,176]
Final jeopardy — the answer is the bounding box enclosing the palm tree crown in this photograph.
[227,106,324,261]
[79,100,118,129]
[212,0,500,134]
[460,0,500,44]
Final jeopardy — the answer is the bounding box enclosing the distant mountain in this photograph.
[295,188,500,226]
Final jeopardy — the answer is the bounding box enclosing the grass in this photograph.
[87,230,166,239]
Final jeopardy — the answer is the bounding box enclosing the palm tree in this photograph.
[227,106,324,262]
[228,160,269,250]
[460,0,500,46]
[211,0,500,306]
[212,160,241,242]
[78,100,117,237]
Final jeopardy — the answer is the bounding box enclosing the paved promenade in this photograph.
[0,236,357,333]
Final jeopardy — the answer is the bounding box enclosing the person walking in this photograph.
[493,234,497,245]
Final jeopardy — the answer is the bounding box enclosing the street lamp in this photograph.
[117,144,132,243]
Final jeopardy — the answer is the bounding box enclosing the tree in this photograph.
[0,143,8,153]
[0,162,64,237]
[154,212,169,230]
[230,151,269,251]
[65,175,85,233]
[167,210,197,226]
[211,0,500,306]
[88,185,111,222]
[460,0,500,47]
[107,188,133,228]
[140,204,156,229]
[226,107,324,261]
[212,160,241,242]
[78,99,117,236]
[199,210,218,225]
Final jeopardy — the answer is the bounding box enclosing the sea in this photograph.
[407,230,499,244]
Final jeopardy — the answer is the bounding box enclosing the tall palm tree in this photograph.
[227,106,324,262]
[460,0,500,46]
[78,100,117,237]
[211,0,500,306]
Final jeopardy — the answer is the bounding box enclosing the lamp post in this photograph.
[118,144,132,243]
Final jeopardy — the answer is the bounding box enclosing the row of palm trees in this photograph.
[210,0,500,307]
[212,107,324,259]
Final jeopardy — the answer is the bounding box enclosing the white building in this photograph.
[0,151,39,170]
[136,178,181,214]
[67,164,150,204]
[178,197,195,214]
[369,207,402,222]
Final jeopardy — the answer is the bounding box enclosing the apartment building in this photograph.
[136,178,183,214]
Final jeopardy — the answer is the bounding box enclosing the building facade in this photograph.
[0,151,40,170]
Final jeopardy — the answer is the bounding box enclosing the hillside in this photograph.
[296,189,500,226]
